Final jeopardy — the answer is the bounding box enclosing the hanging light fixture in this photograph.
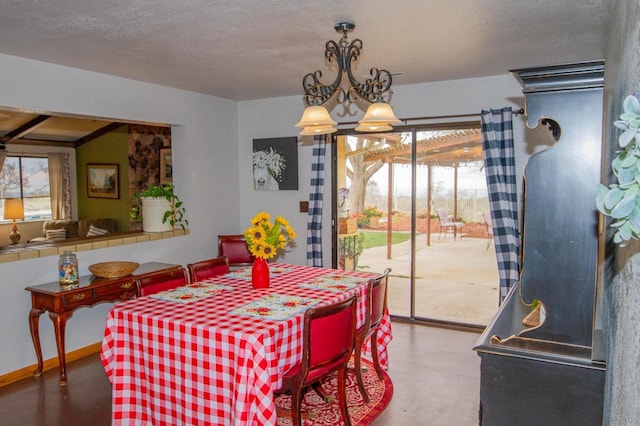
[295,21,400,135]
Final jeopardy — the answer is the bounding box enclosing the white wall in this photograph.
[0,53,239,375]
[238,74,527,267]
[0,51,530,377]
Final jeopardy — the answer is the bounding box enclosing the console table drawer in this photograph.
[62,289,95,308]
[95,280,135,297]
[98,286,136,301]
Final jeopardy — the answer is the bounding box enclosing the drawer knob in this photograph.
[72,293,86,301]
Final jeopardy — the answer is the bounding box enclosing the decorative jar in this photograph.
[59,251,79,289]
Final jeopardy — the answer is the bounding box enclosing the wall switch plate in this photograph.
[299,201,309,213]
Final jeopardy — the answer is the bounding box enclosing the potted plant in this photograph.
[597,93,640,246]
[338,232,365,270]
[364,206,384,227]
[130,183,188,232]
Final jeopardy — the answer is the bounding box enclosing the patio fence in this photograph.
[367,197,489,223]
[432,197,490,223]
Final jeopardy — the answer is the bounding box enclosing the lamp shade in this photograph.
[299,124,338,136]
[3,198,24,220]
[295,105,337,128]
[358,102,401,125]
[354,123,393,132]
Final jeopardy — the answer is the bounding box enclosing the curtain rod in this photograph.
[398,108,525,123]
[336,108,525,127]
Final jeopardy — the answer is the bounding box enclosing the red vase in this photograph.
[252,257,270,289]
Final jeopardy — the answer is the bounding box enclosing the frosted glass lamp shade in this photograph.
[295,105,337,128]
[358,102,401,126]
[354,123,393,132]
[299,125,338,136]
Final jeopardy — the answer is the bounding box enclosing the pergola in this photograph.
[342,128,484,257]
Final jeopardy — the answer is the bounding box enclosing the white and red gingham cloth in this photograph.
[100,263,392,426]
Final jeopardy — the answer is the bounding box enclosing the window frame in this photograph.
[1,154,52,222]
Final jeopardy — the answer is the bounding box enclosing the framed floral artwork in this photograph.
[87,164,119,199]
[252,137,298,191]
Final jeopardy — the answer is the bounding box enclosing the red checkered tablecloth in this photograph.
[100,263,392,426]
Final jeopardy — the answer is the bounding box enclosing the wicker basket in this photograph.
[89,261,139,278]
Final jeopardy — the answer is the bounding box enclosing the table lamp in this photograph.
[4,198,25,244]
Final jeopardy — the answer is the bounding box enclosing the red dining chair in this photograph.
[135,267,189,297]
[275,295,358,426]
[218,234,255,268]
[353,268,391,403]
[187,256,230,282]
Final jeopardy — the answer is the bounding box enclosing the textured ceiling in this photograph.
[0,0,612,101]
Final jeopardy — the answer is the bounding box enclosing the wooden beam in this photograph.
[74,122,126,148]
[1,115,52,143]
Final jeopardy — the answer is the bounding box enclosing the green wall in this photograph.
[76,125,131,232]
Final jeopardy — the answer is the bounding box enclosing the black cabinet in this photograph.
[474,61,606,425]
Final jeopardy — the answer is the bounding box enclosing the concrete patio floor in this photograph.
[356,233,500,326]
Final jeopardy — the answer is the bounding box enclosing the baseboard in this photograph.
[0,341,102,388]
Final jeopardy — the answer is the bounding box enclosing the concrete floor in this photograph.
[0,322,482,425]
[371,322,481,425]
[357,233,500,326]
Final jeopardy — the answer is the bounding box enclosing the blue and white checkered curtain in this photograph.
[481,108,520,303]
[306,135,327,267]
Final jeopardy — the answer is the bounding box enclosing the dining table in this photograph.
[100,263,392,426]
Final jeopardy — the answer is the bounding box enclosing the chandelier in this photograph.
[295,22,400,136]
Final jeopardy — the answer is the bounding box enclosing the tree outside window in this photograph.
[0,156,52,220]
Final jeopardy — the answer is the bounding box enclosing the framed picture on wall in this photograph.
[159,148,173,184]
[252,137,298,191]
[87,164,119,199]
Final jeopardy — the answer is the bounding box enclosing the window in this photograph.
[1,156,52,221]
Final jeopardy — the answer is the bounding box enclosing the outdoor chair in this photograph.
[436,209,464,239]
[187,256,230,282]
[353,268,391,403]
[218,234,255,268]
[275,295,358,426]
[483,211,494,250]
[135,267,189,296]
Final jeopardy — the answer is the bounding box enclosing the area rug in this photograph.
[275,358,393,425]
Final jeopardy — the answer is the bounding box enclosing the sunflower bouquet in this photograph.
[244,212,297,259]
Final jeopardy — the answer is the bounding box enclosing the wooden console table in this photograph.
[25,261,180,386]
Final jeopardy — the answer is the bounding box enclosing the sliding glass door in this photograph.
[333,124,499,327]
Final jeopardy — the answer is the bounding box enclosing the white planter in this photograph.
[141,197,173,232]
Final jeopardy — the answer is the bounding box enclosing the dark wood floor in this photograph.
[0,322,481,425]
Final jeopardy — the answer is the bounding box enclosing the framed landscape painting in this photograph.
[159,148,173,184]
[87,164,119,199]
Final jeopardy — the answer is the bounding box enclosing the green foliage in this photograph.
[364,206,384,217]
[130,183,189,230]
[354,212,369,228]
[597,94,640,246]
[339,232,365,260]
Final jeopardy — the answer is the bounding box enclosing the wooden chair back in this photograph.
[135,267,189,297]
[353,267,391,403]
[217,234,254,267]
[305,295,357,371]
[187,256,230,282]
[277,295,357,426]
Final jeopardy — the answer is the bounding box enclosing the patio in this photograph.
[356,232,500,326]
